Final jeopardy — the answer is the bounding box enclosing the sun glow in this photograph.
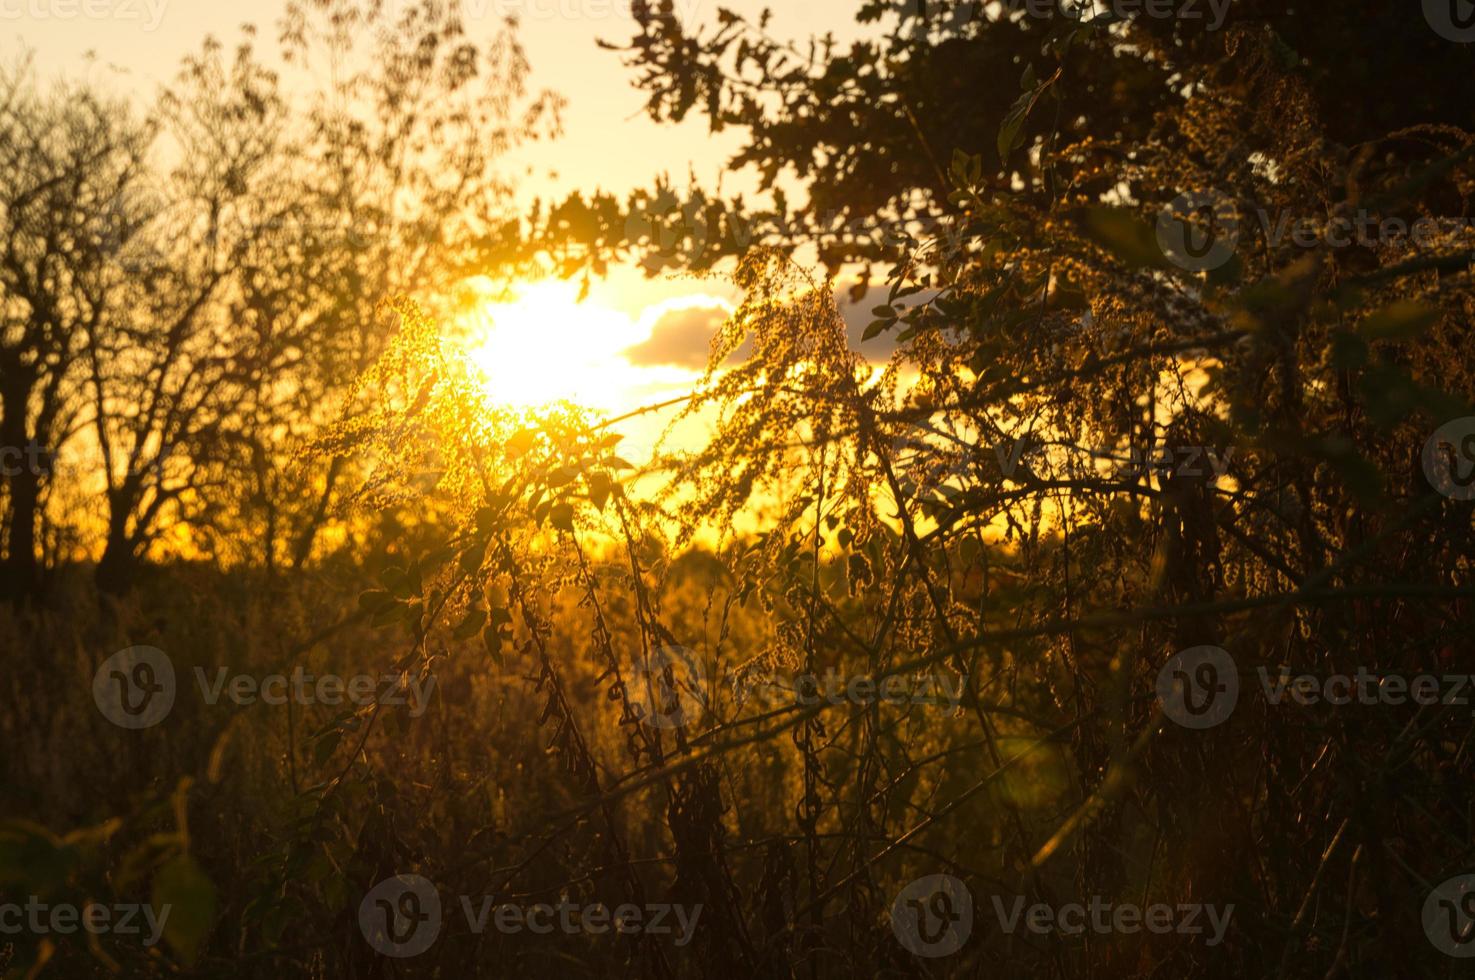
[459,280,740,466]
[463,280,653,411]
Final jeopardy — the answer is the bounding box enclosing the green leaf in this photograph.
[1329,451,1385,503]
[550,502,575,532]
[998,89,1036,162]
[475,506,500,533]
[588,472,613,510]
[1082,207,1166,269]
[0,820,77,894]
[505,428,537,457]
[1358,300,1439,341]
[370,599,403,628]
[312,730,342,767]
[376,564,419,600]
[481,623,505,667]
[357,589,394,613]
[1329,330,1368,369]
[152,855,217,966]
[419,545,457,571]
[547,465,580,488]
[950,147,970,177]
[453,605,487,640]
[1358,364,1423,426]
[459,538,488,574]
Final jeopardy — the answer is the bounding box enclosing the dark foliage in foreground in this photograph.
[4,2,1475,978]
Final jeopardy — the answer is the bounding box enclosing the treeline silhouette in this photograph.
[3,2,1474,977]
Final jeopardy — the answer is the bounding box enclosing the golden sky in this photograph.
[5,0,868,223]
[7,0,887,449]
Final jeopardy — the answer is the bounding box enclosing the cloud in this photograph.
[833,284,930,363]
[625,301,740,369]
[624,286,924,371]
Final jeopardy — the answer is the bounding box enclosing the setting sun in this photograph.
[8,4,1470,978]
[463,280,649,411]
[460,280,736,467]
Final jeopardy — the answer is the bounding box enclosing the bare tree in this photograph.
[0,63,153,601]
[4,1,561,596]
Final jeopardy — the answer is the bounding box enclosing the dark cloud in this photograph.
[625,286,927,371]
[624,303,739,369]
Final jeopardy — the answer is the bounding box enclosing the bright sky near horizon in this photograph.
[3,0,867,216]
[4,0,887,451]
